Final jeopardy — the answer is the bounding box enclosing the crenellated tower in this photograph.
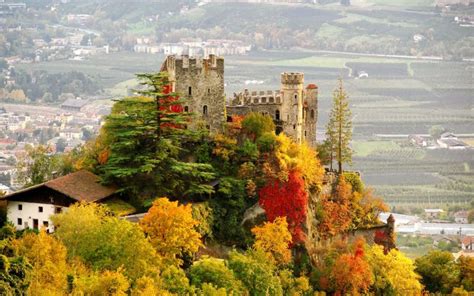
[280,73,305,144]
[160,54,225,133]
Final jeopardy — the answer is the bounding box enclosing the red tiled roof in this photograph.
[306,83,318,89]
[462,236,474,246]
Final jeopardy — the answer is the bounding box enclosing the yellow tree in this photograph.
[14,231,69,295]
[251,217,292,265]
[272,133,324,190]
[367,245,422,295]
[139,197,202,265]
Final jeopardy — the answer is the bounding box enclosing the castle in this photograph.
[160,55,318,147]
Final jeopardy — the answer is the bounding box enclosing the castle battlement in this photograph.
[163,54,224,71]
[281,72,304,85]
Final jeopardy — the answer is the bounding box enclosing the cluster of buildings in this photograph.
[409,132,470,150]
[134,38,252,56]
[0,99,110,193]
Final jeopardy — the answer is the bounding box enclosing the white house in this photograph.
[437,132,468,150]
[454,211,469,224]
[2,170,117,233]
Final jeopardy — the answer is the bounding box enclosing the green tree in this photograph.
[429,125,446,140]
[99,72,215,200]
[326,79,352,174]
[51,203,159,280]
[189,257,245,294]
[415,250,460,294]
[241,112,275,141]
[16,145,62,187]
[227,250,283,296]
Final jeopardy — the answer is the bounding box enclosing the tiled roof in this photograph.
[45,170,116,202]
[2,170,116,203]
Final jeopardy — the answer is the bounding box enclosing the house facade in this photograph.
[3,170,117,232]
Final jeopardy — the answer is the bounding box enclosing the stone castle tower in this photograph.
[160,54,226,133]
[228,72,318,147]
[160,55,318,147]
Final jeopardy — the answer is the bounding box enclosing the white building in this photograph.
[2,170,117,233]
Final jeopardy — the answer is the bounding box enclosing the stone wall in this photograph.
[161,55,226,134]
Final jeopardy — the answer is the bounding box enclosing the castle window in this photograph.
[188,86,192,96]
[261,97,266,104]
[275,110,280,121]
[311,109,315,119]
[254,98,259,104]
[184,106,189,112]
[17,218,22,226]
[203,105,208,116]
[294,94,298,104]
[269,97,274,103]
[305,131,307,137]
[293,124,296,130]
[208,88,211,94]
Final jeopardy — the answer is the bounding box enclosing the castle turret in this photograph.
[280,72,305,144]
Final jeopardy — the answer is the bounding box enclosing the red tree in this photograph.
[258,170,308,244]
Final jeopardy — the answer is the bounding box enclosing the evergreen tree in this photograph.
[100,72,215,202]
[326,79,352,174]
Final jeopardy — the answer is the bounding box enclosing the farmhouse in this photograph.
[2,170,117,233]
[461,236,474,251]
[437,132,468,150]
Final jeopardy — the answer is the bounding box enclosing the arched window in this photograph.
[184,106,189,112]
[275,110,280,121]
[294,94,298,104]
[203,105,208,116]
[310,109,315,119]
[208,88,211,94]
[188,86,192,96]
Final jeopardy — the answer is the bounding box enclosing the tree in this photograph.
[241,112,275,141]
[415,250,460,294]
[100,72,215,200]
[367,245,422,295]
[251,217,292,265]
[227,250,283,296]
[317,175,353,238]
[56,138,67,153]
[189,257,244,294]
[15,231,69,295]
[331,239,373,295]
[259,170,308,244]
[429,125,446,140]
[51,203,159,280]
[73,269,130,296]
[326,79,352,174]
[16,145,63,187]
[139,197,202,266]
[458,256,474,291]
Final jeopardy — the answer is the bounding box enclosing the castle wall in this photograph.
[162,55,225,133]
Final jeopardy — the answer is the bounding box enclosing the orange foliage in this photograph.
[317,176,353,238]
[332,238,373,295]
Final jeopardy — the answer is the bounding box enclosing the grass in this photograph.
[352,140,400,157]
[103,198,137,217]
